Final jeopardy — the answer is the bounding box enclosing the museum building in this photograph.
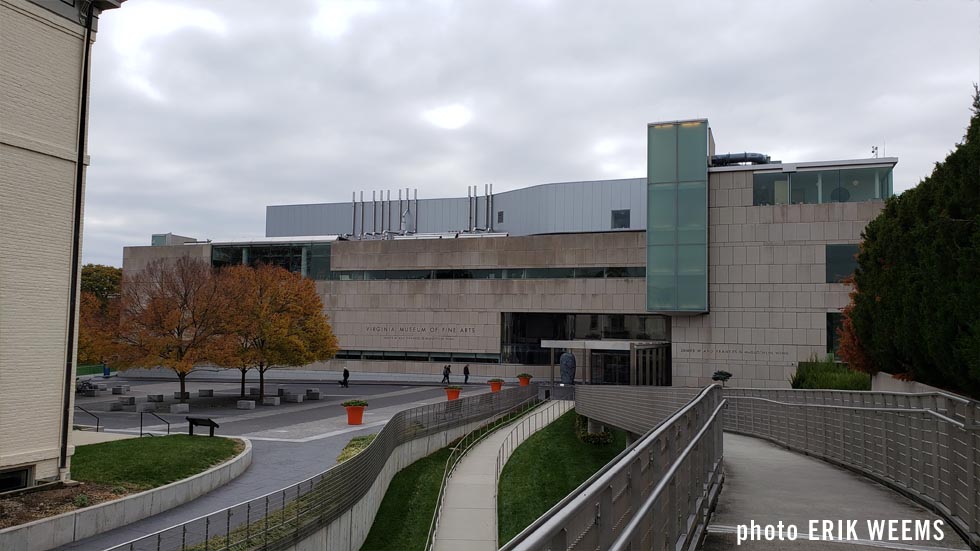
[124,119,896,389]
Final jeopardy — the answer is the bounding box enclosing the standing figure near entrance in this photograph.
[559,351,576,385]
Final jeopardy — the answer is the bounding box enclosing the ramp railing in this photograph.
[500,385,725,551]
[724,388,980,549]
[105,385,538,551]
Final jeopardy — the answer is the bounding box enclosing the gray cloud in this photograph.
[83,0,980,265]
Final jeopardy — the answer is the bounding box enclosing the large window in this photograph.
[826,244,860,283]
[753,166,893,206]
[501,312,669,365]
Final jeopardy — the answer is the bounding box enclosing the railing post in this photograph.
[599,486,613,550]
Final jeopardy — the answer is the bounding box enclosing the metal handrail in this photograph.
[106,384,538,551]
[73,405,100,432]
[609,399,727,551]
[724,388,980,549]
[501,384,725,551]
[495,399,575,481]
[140,412,171,437]
[424,395,542,551]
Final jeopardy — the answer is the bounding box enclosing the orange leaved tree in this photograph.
[117,257,227,401]
[214,264,338,399]
[77,290,120,365]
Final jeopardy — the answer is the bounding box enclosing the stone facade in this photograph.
[670,168,884,387]
[322,232,647,378]
[0,0,118,486]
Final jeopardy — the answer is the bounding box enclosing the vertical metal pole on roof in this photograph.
[485,183,490,231]
[372,190,377,234]
[467,186,472,232]
[414,189,419,233]
[351,192,356,236]
[387,190,392,234]
[359,191,365,237]
[398,189,403,232]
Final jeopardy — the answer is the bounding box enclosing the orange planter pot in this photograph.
[489,381,503,393]
[445,388,461,401]
[518,377,531,387]
[345,405,365,425]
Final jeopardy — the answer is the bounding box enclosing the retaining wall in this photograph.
[0,438,252,551]
[286,419,484,551]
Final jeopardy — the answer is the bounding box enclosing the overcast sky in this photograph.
[82,0,980,266]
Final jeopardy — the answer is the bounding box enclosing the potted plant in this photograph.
[445,385,462,401]
[342,399,368,425]
[488,378,504,393]
[517,373,533,386]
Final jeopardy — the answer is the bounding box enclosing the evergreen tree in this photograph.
[840,86,980,398]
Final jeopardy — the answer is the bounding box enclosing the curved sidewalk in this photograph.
[432,400,573,551]
[703,433,970,550]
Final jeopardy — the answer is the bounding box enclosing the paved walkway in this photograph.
[64,385,481,550]
[432,400,574,551]
[703,433,969,550]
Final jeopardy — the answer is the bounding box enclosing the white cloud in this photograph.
[311,0,380,39]
[106,2,227,101]
[421,103,473,130]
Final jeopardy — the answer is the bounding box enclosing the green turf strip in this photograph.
[497,410,627,544]
[71,434,241,490]
[360,446,451,551]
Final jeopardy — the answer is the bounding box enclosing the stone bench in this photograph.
[107,402,123,411]
[136,403,155,412]
[263,397,280,406]
[170,403,189,413]
[237,400,255,410]
[174,392,190,400]
[83,389,98,397]
[147,394,164,402]
[305,391,321,401]
[284,394,304,403]
[119,396,136,405]
[97,384,108,391]
[111,387,125,395]
[198,389,214,397]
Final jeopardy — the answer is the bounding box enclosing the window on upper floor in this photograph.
[826,244,860,283]
[497,211,504,224]
[753,167,893,206]
[611,209,630,229]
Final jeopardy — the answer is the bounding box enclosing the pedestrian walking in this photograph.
[339,368,350,388]
[463,364,470,384]
[441,364,451,384]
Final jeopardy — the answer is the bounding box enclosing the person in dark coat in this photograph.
[441,364,451,384]
[340,368,350,388]
[463,365,470,384]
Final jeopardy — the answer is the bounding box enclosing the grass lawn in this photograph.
[497,410,627,544]
[360,446,451,551]
[336,434,378,463]
[71,435,243,490]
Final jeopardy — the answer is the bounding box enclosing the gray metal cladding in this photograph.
[264,178,646,237]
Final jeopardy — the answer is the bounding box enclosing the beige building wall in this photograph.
[322,232,647,377]
[122,243,212,275]
[0,0,100,484]
[670,168,884,388]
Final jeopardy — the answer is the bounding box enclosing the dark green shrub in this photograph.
[790,356,871,390]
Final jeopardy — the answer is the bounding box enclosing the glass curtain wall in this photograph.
[500,312,668,365]
[647,120,709,312]
[753,166,893,206]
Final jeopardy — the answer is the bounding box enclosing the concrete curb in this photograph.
[0,437,252,551]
